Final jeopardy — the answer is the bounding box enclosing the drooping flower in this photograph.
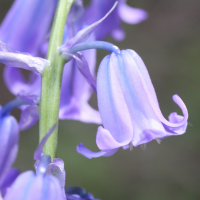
[77,49,188,159]
[85,0,148,41]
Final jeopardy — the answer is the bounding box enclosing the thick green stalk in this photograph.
[39,0,74,159]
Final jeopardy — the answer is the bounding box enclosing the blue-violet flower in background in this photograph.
[0,0,57,97]
[85,0,148,40]
[0,106,19,191]
[0,0,102,124]
[77,49,188,158]
[59,0,101,124]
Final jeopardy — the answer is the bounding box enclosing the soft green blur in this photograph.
[1,0,200,200]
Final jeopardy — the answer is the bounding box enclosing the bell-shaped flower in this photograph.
[77,49,188,159]
[85,0,148,40]
[0,0,57,97]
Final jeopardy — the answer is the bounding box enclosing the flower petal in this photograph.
[118,0,148,24]
[125,50,188,129]
[3,67,41,96]
[97,54,133,145]
[47,158,66,190]
[59,49,101,124]
[0,51,49,74]
[77,143,118,159]
[19,105,39,131]
[166,112,188,134]
[68,52,97,93]
[0,116,19,187]
[0,0,58,55]
[3,171,35,200]
[96,126,131,150]
[1,168,20,196]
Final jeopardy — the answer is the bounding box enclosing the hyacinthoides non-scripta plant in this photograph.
[0,0,188,199]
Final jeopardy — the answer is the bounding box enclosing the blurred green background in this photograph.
[0,0,200,199]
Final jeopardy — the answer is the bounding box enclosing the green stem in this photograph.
[39,0,74,159]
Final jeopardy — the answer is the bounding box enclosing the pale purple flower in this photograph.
[77,49,188,159]
[85,0,148,40]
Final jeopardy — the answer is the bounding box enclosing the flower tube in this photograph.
[77,49,188,158]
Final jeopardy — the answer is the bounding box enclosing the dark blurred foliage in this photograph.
[0,0,200,200]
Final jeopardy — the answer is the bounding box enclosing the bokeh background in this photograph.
[0,0,200,199]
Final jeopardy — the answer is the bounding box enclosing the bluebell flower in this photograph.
[85,0,148,40]
[77,49,188,159]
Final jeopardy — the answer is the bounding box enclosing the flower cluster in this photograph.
[0,0,188,199]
